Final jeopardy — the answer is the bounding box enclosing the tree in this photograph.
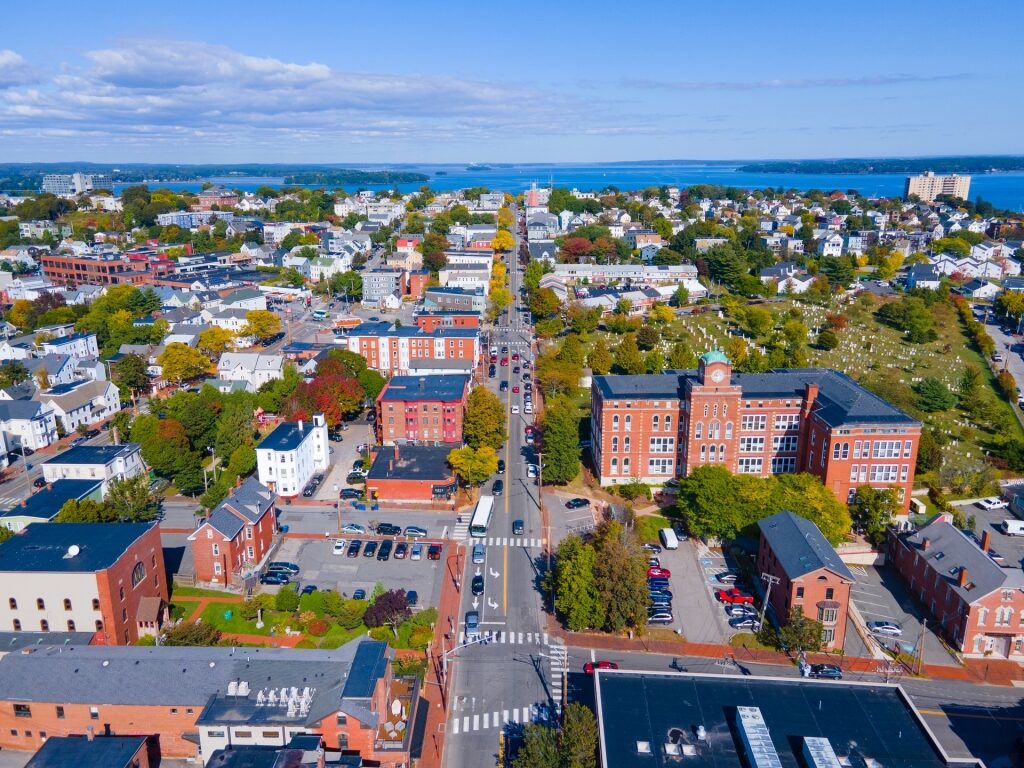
[241,310,281,342]
[636,325,660,351]
[105,474,159,522]
[530,288,561,319]
[668,342,697,369]
[447,446,499,491]
[613,335,645,375]
[816,329,840,350]
[673,284,690,307]
[588,338,612,375]
[998,370,1017,402]
[541,395,581,485]
[491,230,515,252]
[463,387,507,450]
[162,621,222,647]
[914,377,957,412]
[511,724,561,768]
[550,535,604,630]
[275,585,300,612]
[197,327,236,357]
[851,486,900,546]
[649,303,674,325]
[561,703,599,768]
[157,343,211,384]
[113,354,148,399]
[819,256,854,287]
[778,606,824,654]
[363,590,411,637]
[593,520,649,632]
[214,396,255,460]
[0,361,29,389]
[742,306,774,337]
[56,498,117,523]
[0,527,11,545]
[566,303,600,335]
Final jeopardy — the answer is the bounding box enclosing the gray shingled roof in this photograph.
[758,511,855,581]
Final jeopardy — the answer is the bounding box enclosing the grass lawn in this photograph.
[318,624,368,649]
[199,603,272,636]
[171,586,239,599]
[633,513,672,544]
[169,600,200,622]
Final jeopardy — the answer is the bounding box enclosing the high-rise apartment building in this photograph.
[905,171,971,201]
[41,173,95,196]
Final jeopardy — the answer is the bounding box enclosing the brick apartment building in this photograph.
[0,640,417,766]
[756,511,855,649]
[889,516,1024,658]
[590,351,921,509]
[196,187,240,210]
[188,478,277,586]
[0,523,167,645]
[366,445,457,504]
[375,374,470,445]
[40,253,147,287]
[414,311,481,332]
[340,322,480,376]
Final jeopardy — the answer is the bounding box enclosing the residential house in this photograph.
[256,415,329,497]
[0,400,58,451]
[188,478,276,586]
[526,213,559,241]
[35,380,120,434]
[906,264,942,290]
[40,443,145,494]
[0,479,103,532]
[0,522,167,644]
[528,240,557,263]
[817,233,844,257]
[957,279,1001,301]
[756,510,854,649]
[217,353,285,393]
[220,287,267,312]
[23,354,75,387]
[40,332,99,359]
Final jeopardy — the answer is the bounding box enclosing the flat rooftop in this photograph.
[42,443,140,466]
[379,374,469,403]
[595,671,973,768]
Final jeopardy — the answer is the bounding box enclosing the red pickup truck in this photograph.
[717,588,754,605]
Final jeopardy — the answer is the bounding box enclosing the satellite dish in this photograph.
[65,545,80,558]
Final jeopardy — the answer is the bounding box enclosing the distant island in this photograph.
[282,170,429,185]
[737,156,1024,175]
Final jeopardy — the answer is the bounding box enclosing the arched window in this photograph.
[40,620,49,631]
[713,404,718,417]
[652,415,660,430]
[623,458,630,473]
[63,599,72,611]
[612,415,619,431]
[695,422,703,439]
[612,437,619,452]
[625,415,632,431]
[8,598,15,610]
[720,444,726,459]
[726,422,733,439]
[710,421,720,439]
[665,415,672,431]
[131,562,146,588]
[92,599,100,610]
[36,598,45,611]
[12,619,21,631]
[67,620,76,632]
[119,587,125,602]
[703,404,709,417]
[709,444,717,461]
[700,445,707,461]
[611,458,618,473]
[624,437,631,452]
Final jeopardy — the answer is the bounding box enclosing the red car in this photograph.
[501,357,509,366]
[583,660,619,675]
[512,353,520,361]
[490,354,497,363]
[512,386,520,393]
[647,567,671,579]
[427,544,442,561]
[717,588,754,605]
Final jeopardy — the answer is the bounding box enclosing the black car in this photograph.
[300,584,318,595]
[363,541,378,558]
[21,447,34,457]
[512,519,524,535]
[565,497,590,509]
[83,428,100,438]
[33,477,46,489]
[407,590,419,606]
[340,488,361,499]
[377,540,393,561]
[472,575,484,595]
[260,572,290,585]
[640,543,663,554]
[347,540,362,557]
[500,381,509,392]
[808,664,843,680]
[492,479,504,496]
[376,523,402,536]
[353,459,365,472]
[346,473,366,485]
[427,544,442,560]
[70,437,87,447]
[497,459,505,474]
[394,542,408,559]
[302,484,316,497]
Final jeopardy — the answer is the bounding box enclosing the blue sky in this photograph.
[0,0,1020,164]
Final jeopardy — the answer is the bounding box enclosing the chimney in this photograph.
[394,445,400,460]
[297,419,304,432]
[921,537,930,551]
[958,567,969,588]
[86,726,94,742]
[802,383,819,416]
[981,530,992,553]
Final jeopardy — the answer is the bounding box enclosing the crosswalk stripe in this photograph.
[493,711,499,728]
[473,714,479,731]
[522,706,529,723]
[452,718,460,734]
[483,713,489,729]
[518,632,523,644]
[543,633,548,645]
[463,716,469,731]
[503,709,509,723]
[512,709,519,724]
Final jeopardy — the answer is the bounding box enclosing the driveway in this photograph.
[674,541,735,644]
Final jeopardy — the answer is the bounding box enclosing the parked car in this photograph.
[647,610,674,624]
[647,567,672,579]
[341,523,365,534]
[715,572,739,584]
[647,579,671,591]
[867,620,903,637]
[565,497,590,509]
[377,540,393,561]
[340,488,361,500]
[428,544,442,560]
[717,588,754,605]
[394,542,408,559]
[83,428,100,438]
[583,660,618,675]
[724,604,757,618]
[301,584,318,595]
[376,523,402,536]
[729,615,761,630]
[472,575,484,595]
[647,557,661,568]
[649,593,672,607]
[411,543,423,561]
[640,543,663,554]
[347,540,362,558]
[648,589,673,601]
[267,561,300,574]
[979,497,1008,510]
[498,459,506,474]
[332,539,346,555]
[527,464,538,478]
[404,525,428,538]
[352,589,367,600]
[70,437,87,447]
[513,519,524,535]
[260,572,290,585]
[346,472,367,485]
[363,541,378,558]
[407,590,419,606]
[807,664,843,680]
[472,543,485,564]
[32,477,46,489]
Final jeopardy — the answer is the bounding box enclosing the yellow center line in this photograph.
[918,707,1024,722]
[504,353,512,614]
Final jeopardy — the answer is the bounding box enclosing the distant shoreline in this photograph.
[737,157,1024,175]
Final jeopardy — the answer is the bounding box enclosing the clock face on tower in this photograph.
[710,368,725,383]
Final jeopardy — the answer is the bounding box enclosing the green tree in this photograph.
[593,520,649,632]
[275,585,300,612]
[447,446,499,492]
[0,361,29,388]
[742,306,774,337]
[215,396,255,461]
[561,703,599,768]
[566,303,600,335]
[541,395,581,485]
[550,536,604,631]
[162,621,222,647]
[511,724,561,768]
[816,328,840,350]
[463,387,507,450]
[113,353,149,400]
[56,498,117,523]
[242,310,282,342]
[530,288,561,319]
[667,342,697,369]
[819,256,854,287]
[778,606,824,654]
[673,283,690,306]
[141,419,191,477]
[851,486,900,546]
[636,325,660,351]
[105,474,159,522]
[613,335,645,374]
[0,527,11,545]
[588,338,612,375]
[915,377,957,412]
[157,343,211,384]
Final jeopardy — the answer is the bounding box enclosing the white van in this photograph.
[659,527,680,550]
[1002,519,1024,536]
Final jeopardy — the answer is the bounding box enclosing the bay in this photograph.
[112,163,1024,212]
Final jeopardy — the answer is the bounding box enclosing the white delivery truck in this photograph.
[1001,519,1024,536]
[659,527,680,550]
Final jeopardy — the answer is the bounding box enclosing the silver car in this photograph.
[472,543,485,564]
[867,620,903,637]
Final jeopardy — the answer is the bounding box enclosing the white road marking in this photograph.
[473,714,479,731]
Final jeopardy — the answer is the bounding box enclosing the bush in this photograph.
[616,481,651,501]
[321,590,344,617]
[274,585,300,613]
[410,607,438,627]
[369,626,392,642]
[240,599,260,621]
[336,599,368,630]
[408,624,433,651]
[295,638,316,649]
[306,619,329,637]
[393,656,428,679]
[299,591,327,616]
[298,610,317,627]
[364,590,410,629]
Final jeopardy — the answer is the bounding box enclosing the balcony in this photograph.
[374,675,419,752]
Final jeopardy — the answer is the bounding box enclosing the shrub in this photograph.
[369,626,392,642]
[336,599,368,630]
[298,610,317,627]
[299,591,327,616]
[240,599,260,621]
[410,607,438,627]
[306,619,329,637]
[617,481,651,501]
[295,638,316,649]
[408,625,433,651]
[274,585,299,613]
[364,590,410,629]
[321,590,344,617]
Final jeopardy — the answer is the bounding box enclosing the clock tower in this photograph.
[683,350,742,476]
[698,349,732,386]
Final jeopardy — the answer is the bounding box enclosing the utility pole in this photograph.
[759,573,780,633]
[916,618,927,676]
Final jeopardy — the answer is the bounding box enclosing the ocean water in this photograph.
[112,163,1024,212]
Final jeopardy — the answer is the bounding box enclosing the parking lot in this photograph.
[848,563,958,667]
[957,498,1024,568]
[267,534,445,608]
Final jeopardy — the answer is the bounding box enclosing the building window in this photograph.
[90,707,99,720]
[13,705,31,718]
[649,437,674,453]
[610,458,618,474]
[818,607,838,624]
[36,598,45,610]
[872,440,901,459]
[771,457,796,474]
[67,620,75,631]
[823,628,835,644]
[694,422,702,439]
[737,458,762,474]
[869,465,899,483]
[235,731,252,739]
[703,404,709,417]
[624,437,631,452]
[12,619,21,631]
[725,422,733,439]
[796,587,804,598]
[625,415,632,431]
[700,445,706,462]
[39,620,48,631]
[739,437,764,453]
[710,421,720,439]
[92,599,100,610]
[825,588,834,600]
[652,415,659,430]
[611,437,618,452]
[623,458,630,473]
[741,414,766,431]
[612,415,619,431]
[95,620,103,632]
[212,544,220,556]
[336,713,348,725]
[55,706,64,719]
[8,598,15,610]
[665,415,672,431]
[131,562,146,588]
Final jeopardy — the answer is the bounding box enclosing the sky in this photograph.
[0,0,1020,164]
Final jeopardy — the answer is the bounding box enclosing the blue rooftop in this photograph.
[342,640,388,699]
[379,375,469,403]
[0,479,102,521]
[0,523,157,573]
[258,419,321,452]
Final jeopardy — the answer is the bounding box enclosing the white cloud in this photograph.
[0,50,36,89]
